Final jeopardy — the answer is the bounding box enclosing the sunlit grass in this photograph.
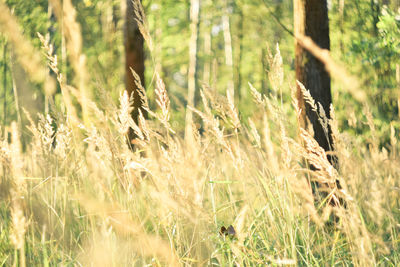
[0,1,399,266]
[1,45,399,265]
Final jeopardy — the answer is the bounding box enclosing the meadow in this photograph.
[1,0,400,266]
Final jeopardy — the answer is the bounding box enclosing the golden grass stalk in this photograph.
[132,0,153,52]
[130,68,149,111]
[144,72,175,135]
[266,43,284,93]
[297,80,330,135]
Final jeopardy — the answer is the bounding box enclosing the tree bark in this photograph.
[294,0,334,155]
[125,0,145,126]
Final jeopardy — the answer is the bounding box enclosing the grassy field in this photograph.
[1,55,400,266]
[1,1,400,266]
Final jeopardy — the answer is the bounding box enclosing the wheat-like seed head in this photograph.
[155,72,170,123]
[248,118,261,148]
[130,68,149,110]
[297,80,317,112]
[200,88,212,116]
[299,128,337,182]
[280,121,292,168]
[118,90,133,136]
[267,43,284,92]
[248,82,264,106]
[54,123,72,158]
[226,89,240,129]
[132,0,153,51]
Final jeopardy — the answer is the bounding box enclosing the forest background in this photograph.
[2,0,399,136]
[0,0,400,266]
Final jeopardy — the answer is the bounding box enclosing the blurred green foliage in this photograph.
[0,0,399,142]
[328,1,400,146]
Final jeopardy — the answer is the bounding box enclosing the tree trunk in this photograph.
[185,0,200,144]
[203,0,212,86]
[152,0,162,76]
[397,63,400,119]
[234,3,244,103]
[222,0,234,101]
[3,42,7,126]
[203,27,211,85]
[125,0,145,127]
[339,0,345,53]
[294,0,333,155]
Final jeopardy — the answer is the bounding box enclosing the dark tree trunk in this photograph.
[294,0,333,156]
[125,0,145,128]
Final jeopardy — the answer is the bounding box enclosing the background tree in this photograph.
[294,0,333,155]
[185,0,200,143]
[125,0,145,129]
[222,0,234,100]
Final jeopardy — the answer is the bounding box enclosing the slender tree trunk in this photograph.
[261,48,267,94]
[339,0,345,52]
[11,58,21,129]
[203,0,212,85]
[3,43,7,126]
[61,12,67,84]
[124,0,145,129]
[273,0,283,44]
[294,0,334,155]
[154,0,162,75]
[234,4,244,103]
[222,0,234,101]
[185,0,200,143]
[397,63,400,119]
[46,2,57,115]
[203,28,211,85]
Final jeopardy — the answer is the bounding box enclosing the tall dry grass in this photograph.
[0,1,399,266]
